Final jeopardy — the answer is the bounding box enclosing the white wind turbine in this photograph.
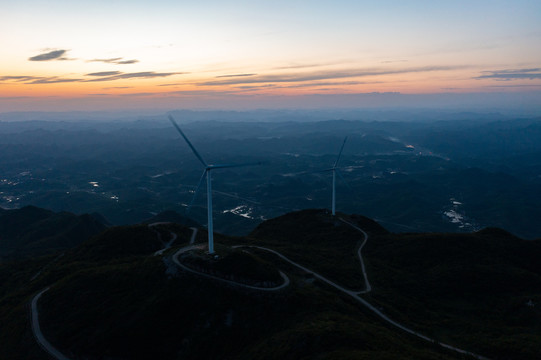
[284,137,350,216]
[329,136,348,216]
[299,137,348,216]
[169,115,260,254]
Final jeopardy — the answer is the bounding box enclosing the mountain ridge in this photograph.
[0,208,539,359]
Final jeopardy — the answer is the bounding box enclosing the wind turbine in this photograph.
[330,136,348,216]
[169,115,259,254]
[283,137,350,215]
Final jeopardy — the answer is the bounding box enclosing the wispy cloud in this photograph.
[482,84,541,88]
[216,73,257,78]
[284,80,380,88]
[0,76,40,82]
[1,71,182,85]
[30,77,82,84]
[235,84,277,90]
[117,59,139,65]
[89,57,121,63]
[88,57,139,65]
[232,81,379,91]
[202,66,463,86]
[86,71,122,76]
[28,49,73,61]
[119,92,156,97]
[274,63,330,70]
[169,90,239,96]
[84,71,183,82]
[102,86,134,89]
[475,68,541,80]
[0,75,81,84]
[381,59,408,64]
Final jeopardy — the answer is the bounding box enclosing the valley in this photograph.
[1,114,541,239]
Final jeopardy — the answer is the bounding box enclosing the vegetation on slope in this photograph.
[1,208,540,359]
[243,209,386,290]
[179,246,284,287]
[0,206,107,260]
[362,226,541,360]
[36,236,458,360]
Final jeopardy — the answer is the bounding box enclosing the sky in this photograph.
[1,0,541,112]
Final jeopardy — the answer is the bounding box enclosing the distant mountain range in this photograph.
[2,116,540,239]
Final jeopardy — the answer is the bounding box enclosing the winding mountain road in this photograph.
[30,221,489,360]
[31,288,72,360]
[233,218,489,360]
[150,222,178,256]
[172,244,290,291]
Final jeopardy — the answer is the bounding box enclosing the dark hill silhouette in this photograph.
[0,209,540,359]
[0,206,107,259]
[144,210,199,227]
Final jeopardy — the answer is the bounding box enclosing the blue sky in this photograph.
[1,0,540,111]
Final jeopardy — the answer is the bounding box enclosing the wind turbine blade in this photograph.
[333,136,348,168]
[281,168,333,177]
[210,161,262,170]
[212,190,262,204]
[336,169,353,191]
[186,170,206,214]
[168,115,208,167]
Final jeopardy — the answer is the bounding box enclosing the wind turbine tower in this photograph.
[169,115,259,254]
[331,137,348,216]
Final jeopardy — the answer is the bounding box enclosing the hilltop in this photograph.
[0,209,540,359]
[0,206,107,260]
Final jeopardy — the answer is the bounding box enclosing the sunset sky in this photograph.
[1,0,541,112]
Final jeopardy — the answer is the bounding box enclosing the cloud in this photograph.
[88,57,139,65]
[283,81,380,88]
[235,84,277,90]
[475,68,541,80]
[84,71,183,82]
[0,76,40,82]
[381,59,408,64]
[102,86,134,89]
[116,59,139,64]
[216,73,257,78]
[482,84,541,88]
[0,71,182,85]
[114,72,181,79]
[119,92,156,97]
[169,90,239,96]
[29,77,82,84]
[0,75,80,84]
[202,66,463,86]
[86,71,122,76]
[231,81,379,92]
[89,57,121,63]
[29,49,72,61]
[274,63,329,70]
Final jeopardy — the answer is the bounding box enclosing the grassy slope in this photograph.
[3,209,539,359]
[362,227,541,360]
[0,216,460,360]
[243,209,370,289]
[0,206,107,259]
